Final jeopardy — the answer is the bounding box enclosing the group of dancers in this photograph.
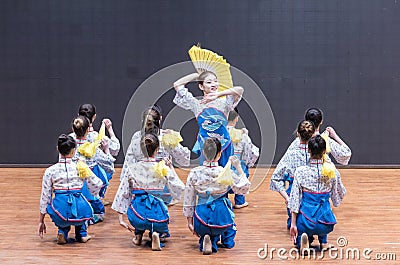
[38,70,351,255]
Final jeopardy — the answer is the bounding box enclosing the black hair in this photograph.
[78,104,96,123]
[308,135,326,159]
[141,107,161,135]
[203,137,222,161]
[305,108,323,129]
[198,71,217,85]
[140,133,159,158]
[72,115,90,138]
[297,120,315,142]
[228,107,239,122]
[58,134,76,156]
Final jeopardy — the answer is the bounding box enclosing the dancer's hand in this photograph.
[201,92,219,104]
[119,220,134,232]
[38,222,46,239]
[290,225,298,244]
[103,119,112,129]
[188,223,199,237]
[163,157,173,168]
[230,156,241,169]
[100,138,110,154]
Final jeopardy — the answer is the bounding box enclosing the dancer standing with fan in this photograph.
[173,46,244,167]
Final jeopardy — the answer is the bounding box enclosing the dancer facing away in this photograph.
[70,115,115,224]
[120,105,190,210]
[38,134,102,244]
[288,135,346,253]
[120,105,190,182]
[173,71,244,167]
[78,103,120,157]
[227,108,259,209]
[270,120,315,229]
[112,133,185,251]
[289,108,352,165]
[183,137,250,255]
[78,103,120,204]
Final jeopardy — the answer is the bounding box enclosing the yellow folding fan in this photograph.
[188,44,233,92]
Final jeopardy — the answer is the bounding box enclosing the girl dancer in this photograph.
[227,108,259,208]
[112,133,185,251]
[120,105,190,181]
[288,135,346,252]
[71,116,115,223]
[173,71,243,166]
[38,134,102,244]
[270,120,316,229]
[289,108,351,165]
[183,137,250,254]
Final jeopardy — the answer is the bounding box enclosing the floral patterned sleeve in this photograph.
[165,168,185,200]
[270,152,290,192]
[111,173,132,214]
[226,94,242,111]
[173,86,201,115]
[183,171,197,217]
[39,168,53,214]
[85,172,103,196]
[120,131,142,181]
[108,136,121,157]
[330,170,346,207]
[94,148,116,174]
[231,170,250,195]
[167,144,191,167]
[329,138,352,165]
[288,168,304,213]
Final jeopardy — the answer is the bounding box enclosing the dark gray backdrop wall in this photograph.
[1,0,399,165]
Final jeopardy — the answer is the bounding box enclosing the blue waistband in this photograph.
[54,189,82,195]
[197,192,227,205]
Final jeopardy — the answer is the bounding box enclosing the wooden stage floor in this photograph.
[0,168,399,264]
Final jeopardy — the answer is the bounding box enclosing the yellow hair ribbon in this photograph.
[77,142,97,158]
[76,160,93,179]
[321,154,336,179]
[216,160,234,185]
[153,160,169,178]
[229,128,242,143]
[77,123,106,158]
[321,131,331,154]
[161,130,183,149]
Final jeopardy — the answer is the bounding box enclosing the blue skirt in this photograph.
[47,190,93,228]
[194,195,235,237]
[127,191,169,234]
[297,191,337,238]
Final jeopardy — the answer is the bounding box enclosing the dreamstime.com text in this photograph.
[257,236,397,261]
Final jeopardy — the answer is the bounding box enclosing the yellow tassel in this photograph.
[216,161,234,185]
[321,155,336,179]
[321,131,331,154]
[77,123,106,158]
[76,160,93,179]
[153,160,169,178]
[161,130,183,148]
[96,123,106,142]
[229,128,242,144]
[77,142,98,158]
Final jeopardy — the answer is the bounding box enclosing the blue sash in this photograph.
[297,191,337,235]
[127,190,170,234]
[194,193,235,229]
[47,189,93,227]
[194,108,233,166]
